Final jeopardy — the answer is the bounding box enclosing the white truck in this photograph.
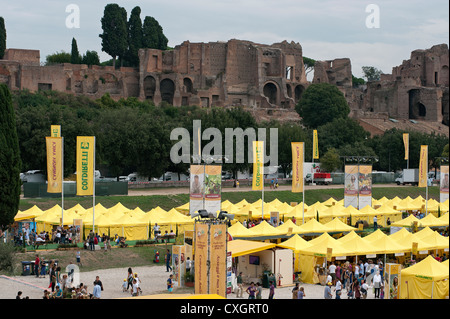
[395,169,419,186]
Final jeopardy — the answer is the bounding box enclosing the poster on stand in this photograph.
[189,165,204,216]
[344,165,358,208]
[440,165,449,203]
[204,165,222,215]
[209,223,227,298]
[358,165,373,209]
[386,263,401,299]
[194,223,208,295]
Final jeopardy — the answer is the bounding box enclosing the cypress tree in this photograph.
[0,17,6,59]
[71,37,81,64]
[99,4,128,68]
[126,6,143,67]
[142,16,168,50]
[0,83,22,230]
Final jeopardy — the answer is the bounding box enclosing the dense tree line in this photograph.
[11,88,448,182]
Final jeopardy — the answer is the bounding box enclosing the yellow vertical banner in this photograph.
[291,142,304,193]
[252,141,264,191]
[45,137,62,193]
[403,133,409,160]
[51,125,61,137]
[76,136,95,196]
[194,223,209,295]
[418,145,428,188]
[313,130,319,159]
[209,223,227,298]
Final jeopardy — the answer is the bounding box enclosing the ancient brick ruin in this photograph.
[0,40,448,134]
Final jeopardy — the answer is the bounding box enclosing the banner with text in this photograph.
[51,125,61,137]
[189,165,204,216]
[440,165,449,203]
[194,222,209,295]
[76,136,95,196]
[252,141,264,191]
[209,223,227,298]
[418,145,428,188]
[45,137,63,193]
[291,142,304,193]
[313,130,319,159]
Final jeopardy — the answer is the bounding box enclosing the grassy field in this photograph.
[19,186,440,212]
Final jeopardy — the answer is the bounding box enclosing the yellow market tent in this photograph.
[14,205,44,221]
[322,197,338,207]
[105,202,130,216]
[111,213,149,240]
[396,196,424,211]
[319,205,349,223]
[419,213,448,228]
[227,239,276,257]
[375,205,403,226]
[297,232,351,257]
[277,234,311,252]
[247,220,286,238]
[339,234,379,256]
[276,219,302,235]
[367,234,410,254]
[439,213,449,226]
[65,203,86,215]
[363,229,388,242]
[419,232,450,251]
[283,203,314,223]
[391,214,422,228]
[337,231,362,244]
[296,218,331,235]
[323,218,357,233]
[277,234,312,272]
[228,221,255,238]
[175,202,190,215]
[389,228,436,253]
[399,255,449,299]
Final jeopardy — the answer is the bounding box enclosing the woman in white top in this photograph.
[372,271,382,298]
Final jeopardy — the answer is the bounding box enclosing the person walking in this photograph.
[236,272,244,298]
[126,268,134,291]
[324,281,332,299]
[34,254,40,278]
[246,282,256,299]
[298,287,305,299]
[268,281,275,299]
[335,279,342,299]
[165,249,172,272]
[167,274,174,294]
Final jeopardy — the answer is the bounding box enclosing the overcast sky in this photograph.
[1,0,448,78]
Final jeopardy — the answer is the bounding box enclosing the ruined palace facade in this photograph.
[0,40,448,127]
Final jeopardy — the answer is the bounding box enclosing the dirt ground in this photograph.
[0,262,378,300]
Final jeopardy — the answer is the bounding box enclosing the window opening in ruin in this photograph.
[144,76,156,100]
[435,72,438,85]
[286,84,292,98]
[184,78,193,93]
[263,82,278,105]
[38,83,52,91]
[408,89,426,119]
[294,85,305,103]
[286,66,292,80]
[160,78,175,105]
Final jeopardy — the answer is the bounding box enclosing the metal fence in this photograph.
[23,181,128,198]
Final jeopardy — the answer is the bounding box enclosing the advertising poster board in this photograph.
[209,223,227,298]
[386,263,401,299]
[440,165,449,203]
[189,165,204,216]
[358,165,373,208]
[204,165,222,214]
[194,223,209,295]
[291,142,304,193]
[172,245,186,288]
[344,165,358,208]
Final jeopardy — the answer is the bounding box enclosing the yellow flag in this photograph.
[46,137,62,193]
[252,141,264,191]
[51,125,61,137]
[403,133,409,160]
[291,142,304,193]
[418,145,428,188]
[313,130,319,159]
[76,136,95,196]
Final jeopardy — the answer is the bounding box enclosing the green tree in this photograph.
[352,75,365,88]
[295,83,350,128]
[45,51,71,65]
[442,144,449,158]
[303,56,315,77]
[0,84,21,230]
[99,4,128,68]
[362,66,383,82]
[320,148,341,172]
[142,16,168,50]
[0,17,6,59]
[70,37,81,64]
[126,6,143,67]
[82,50,100,66]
